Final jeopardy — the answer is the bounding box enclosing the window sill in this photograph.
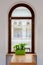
[6,53,36,56]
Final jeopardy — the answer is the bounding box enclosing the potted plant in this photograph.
[13,43,27,55]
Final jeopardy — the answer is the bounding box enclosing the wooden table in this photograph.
[10,54,37,65]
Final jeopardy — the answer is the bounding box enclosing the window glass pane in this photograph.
[11,7,32,17]
[11,19,32,52]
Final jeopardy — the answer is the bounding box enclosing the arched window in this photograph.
[8,3,35,53]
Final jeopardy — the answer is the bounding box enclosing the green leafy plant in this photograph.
[13,45,19,50]
[13,43,27,55]
[20,43,26,50]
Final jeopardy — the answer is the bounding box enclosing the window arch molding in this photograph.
[9,3,34,18]
[8,3,35,53]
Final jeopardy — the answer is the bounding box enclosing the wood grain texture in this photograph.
[10,54,36,65]
[10,63,36,65]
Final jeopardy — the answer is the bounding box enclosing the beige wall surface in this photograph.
[0,0,43,65]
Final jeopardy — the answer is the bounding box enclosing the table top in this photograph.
[11,54,36,63]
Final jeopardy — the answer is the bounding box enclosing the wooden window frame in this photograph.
[8,3,35,53]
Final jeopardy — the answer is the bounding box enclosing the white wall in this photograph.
[0,0,43,65]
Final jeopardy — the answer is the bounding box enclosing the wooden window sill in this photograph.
[9,54,37,65]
